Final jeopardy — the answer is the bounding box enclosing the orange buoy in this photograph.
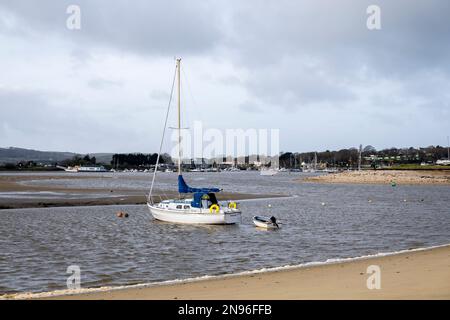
[116,211,129,218]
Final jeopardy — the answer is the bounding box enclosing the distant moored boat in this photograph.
[58,165,108,172]
[260,168,278,176]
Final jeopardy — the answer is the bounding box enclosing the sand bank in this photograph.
[19,245,449,300]
[0,174,283,209]
[304,170,450,185]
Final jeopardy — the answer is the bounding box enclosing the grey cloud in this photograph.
[244,56,355,108]
[88,78,123,89]
[215,75,242,86]
[149,89,169,100]
[238,101,262,113]
[2,0,449,73]
[0,89,71,141]
[225,0,450,71]
[0,0,224,56]
[222,0,450,108]
[0,88,148,152]
[1,0,449,152]
[70,47,93,65]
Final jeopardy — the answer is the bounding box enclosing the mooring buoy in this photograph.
[116,211,128,218]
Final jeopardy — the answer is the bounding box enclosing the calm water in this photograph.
[1,171,449,294]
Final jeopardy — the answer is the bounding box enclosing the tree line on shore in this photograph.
[0,145,448,170]
[110,153,173,170]
[279,145,450,169]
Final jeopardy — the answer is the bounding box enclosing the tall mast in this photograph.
[177,58,182,175]
[358,144,362,171]
[314,152,317,170]
[447,136,449,160]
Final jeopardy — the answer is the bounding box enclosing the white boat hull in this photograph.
[253,216,279,229]
[148,203,241,225]
[260,169,278,176]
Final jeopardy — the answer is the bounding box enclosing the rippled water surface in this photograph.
[1,172,449,294]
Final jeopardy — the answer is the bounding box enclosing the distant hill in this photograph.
[0,147,114,164]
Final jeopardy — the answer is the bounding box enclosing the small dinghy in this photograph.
[253,216,280,229]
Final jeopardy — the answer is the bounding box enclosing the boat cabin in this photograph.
[192,192,218,209]
[157,192,218,211]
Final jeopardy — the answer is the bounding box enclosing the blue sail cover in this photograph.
[178,175,221,193]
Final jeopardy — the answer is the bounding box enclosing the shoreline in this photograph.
[303,170,450,185]
[5,244,449,300]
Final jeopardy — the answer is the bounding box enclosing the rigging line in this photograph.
[147,65,177,203]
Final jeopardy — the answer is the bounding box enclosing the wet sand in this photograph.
[18,244,449,300]
[0,174,283,209]
[304,170,450,185]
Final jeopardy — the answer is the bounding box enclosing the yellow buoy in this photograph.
[209,204,220,213]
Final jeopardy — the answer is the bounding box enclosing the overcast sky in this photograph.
[0,0,449,154]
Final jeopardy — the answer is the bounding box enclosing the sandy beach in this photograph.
[304,170,450,185]
[21,244,448,300]
[0,173,283,209]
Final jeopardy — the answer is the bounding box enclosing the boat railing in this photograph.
[149,194,173,204]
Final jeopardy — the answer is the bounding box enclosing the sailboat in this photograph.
[146,58,242,225]
[260,159,279,176]
[260,168,278,176]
